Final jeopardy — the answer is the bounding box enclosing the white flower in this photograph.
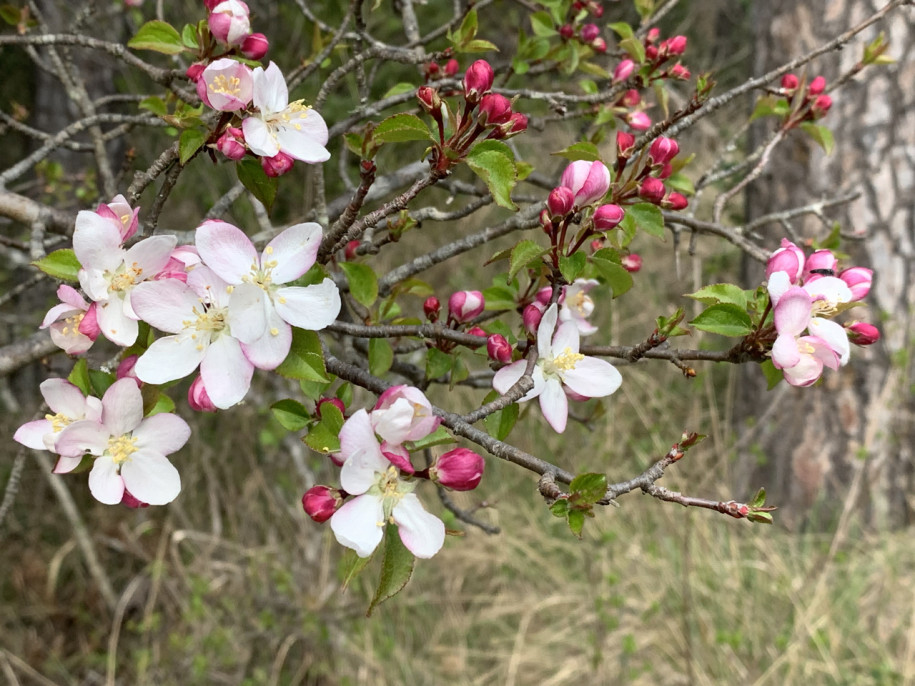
[559,279,599,336]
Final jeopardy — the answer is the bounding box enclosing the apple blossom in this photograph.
[846,321,880,346]
[766,238,805,283]
[330,410,445,559]
[261,151,295,177]
[638,177,666,203]
[648,137,679,166]
[663,192,689,211]
[431,448,485,491]
[478,93,512,126]
[208,0,251,46]
[96,194,139,242]
[559,279,599,336]
[770,286,842,387]
[462,60,494,103]
[839,267,873,301]
[41,284,99,355]
[240,32,269,60]
[198,58,253,111]
[801,249,838,282]
[560,160,611,207]
[627,111,652,130]
[371,385,441,445]
[493,304,622,433]
[302,486,342,522]
[195,220,341,370]
[215,126,247,160]
[448,290,485,323]
[523,301,545,334]
[612,59,635,83]
[242,62,330,163]
[616,131,636,158]
[53,378,189,505]
[593,203,624,231]
[487,334,513,363]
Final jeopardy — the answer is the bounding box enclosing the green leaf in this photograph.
[303,401,344,454]
[619,36,645,64]
[799,122,835,155]
[559,251,587,283]
[460,39,499,53]
[607,22,634,39]
[373,113,434,144]
[426,348,453,380]
[340,550,372,591]
[180,23,199,49]
[368,337,393,377]
[67,359,91,396]
[465,140,517,210]
[145,390,175,417]
[275,329,329,382]
[685,283,748,310]
[552,141,600,162]
[138,96,168,117]
[271,399,311,432]
[530,11,557,37]
[590,250,633,298]
[750,95,789,121]
[760,358,783,390]
[666,172,695,196]
[32,248,80,282]
[366,524,415,616]
[625,203,665,239]
[340,262,378,308]
[508,240,547,282]
[127,20,186,55]
[178,127,205,165]
[569,472,607,505]
[483,394,519,441]
[236,158,277,213]
[550,498,570,517]
[483,283,517,311]
[567,509,586,538]
[750,487,767,508]
[0,5,21,25]
[88,369,115,397]
[409,426,455,451]
[381,82,417,98]
[690,304,753,337]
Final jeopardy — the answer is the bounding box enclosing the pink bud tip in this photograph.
[781,73,799,92]
[523,302,545,334]
[627,111,652,131]
[185,63,205,82]
[664,192,689,211]
[649,136,679,166]
[546,186,575,219]
[188,375,218,413]
[593,204,625,231]
[444,58,459,77]
[622,253,642,272]
[344,240,360,260]
[646,28,660,43]
[590,37,607,54]
[559,24,574,40]
[846,321,879,346]
[560,160,611,207]
[612,59,635,83]
[302,486,342,523]
[811,94,832,118]
[478,93,513,125]
[839,266,873,301]
[121,490,149,508]
[423,295,441,321]
[486,334,513,363]
[240,32,269,60]
[448,290,485,323]
[580,23,600,42]
[616,131,636,158]
[463,60,494,103]
[666,35,687,55]
[261,151,294,177]
[766,238,806,284]
[116,356,141,386]
[620,89,641,108]
[638,177,666,204]
[417,85,441,113]
[808,76,826,95]
[467,326,486,339]
[216,128,247,160]
[432,448,485,491]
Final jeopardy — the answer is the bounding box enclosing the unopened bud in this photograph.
[669,63,690,80]
[478,93,513,126]
[649,136,679,166]
[547,186,575,220]
[781,73,799,92]
[665,35,687,55]
[616,131,636,158]
[463,59,494,103]
[663,191,689,210]
[467,327,486,341]
[845,321,879,346]
[539,208,553,234]
[646,27,661,43]
[593,204,625,231]
[766,238,805,283]
[559,24,575,40]
[431,448,485,491]
[344,240,360,260]
[188,375,217,412]
[121,490,149,509]
[645,45,659,61]
[444,58,460,77]
[802,249,838,282]
[301,486,342,523]
[523,302,545,334]
[503,112,528,136]
[423,295,441,321]
[185,63,205,82]
[208,0,251,46]
[808,75,826,95]
[240,32,269,60]
[78,303,101,339]
[638,177,666,203]
[810,94,832,119]
[590,239,604,252]
[449,290,485,323]
[261,151,294,177]
[486,334,513,363]
[627,111,651,130]
[116,355,141,386]
[580,24,600,42]
[622,253,642,272]
[839,266,873,301]
[560,160,611,207]
[417,85,442,114]
[620,89,641,107]
[612,59,635,83]
[591,37,607,54]
[216,127,247,160]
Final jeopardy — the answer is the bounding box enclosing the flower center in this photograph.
[273,100,314,131]
[209,74,243,98]
[59,312,85,336]
[46,412,74,433]
[571,291,593,317]
[107,434,138,465]
[544,347,584,375]
[107,262,143,292]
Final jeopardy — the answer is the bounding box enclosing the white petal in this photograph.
[242,117,279,158]
[273,280,341,331]
[240,308,292,370]
[561,357,622,398]
[254,62,289,113]
[339,410,388,494]
[73,211,123,271]
[537,304,559,358]
[131,280,201,334]
[551,321,580,355]
[13,419,53,450]
[227,283,268,344]
[121,451,181,505]
[101,378,144,436]
[492,360,543,402]
[808,317,850,365]
[330,495,384,558]
[371,397,415,445]
[41,378,88,417]
[133,413,191,455]
[771,334,800,369]
[97,297,138,347]
[55,420,109,458]
[135,334,206,384]
[88,456,125,505]
[804,275,852,305]
[124,235,177,277]
[275,126,330,163]
[539,377,568,433]
[195,221,258,284]
[265,223,322,283]
[766,271,791,306]
[392,493,445,559]
[200,334,254,408]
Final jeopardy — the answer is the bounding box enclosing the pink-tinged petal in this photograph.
[55,420,109,458]
[135,334,207,385]
[242,117,279,157]
[101,378,144,436]
[802,335,841,370]
[88,456,125,505]
[265,223,322,283]
[275,126,330,163]
[493,360,543,402]
[132,281,201,334]
[372,397,415,445]
[537,304,559,358]
[551,321,580,355]
[771,334,801,369]
[124,235,178,277]
[121,451,181,505]
[766,271,791,306]
[773,287,812,337]
[42,303,78,328]
[195,220,258,283]
[273,280,341,331]
[240,308,291,370]
[393,494,445,559]
[330,494,384,558]
[561,357,622,398]
[808,317,850,365]
[49,325,93,355]
[539,377,568,433]
[200,334,254,409]
[133,413,191,455]
[380,441,414,474]
[13,419,53,450]
[339,410,388,492]
[96,298,138,347]
[782,355,824,387]
[42,378,89,417]
[57,284,90,309]
[53,455,83,474]
[804,276,852,305]
[73,211,123,270]
[226,283,269,344]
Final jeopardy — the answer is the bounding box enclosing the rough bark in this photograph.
[736,1,915,528]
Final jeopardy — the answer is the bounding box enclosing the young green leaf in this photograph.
[508,240,548,282]
[32,249,80,282]
[127,20,186,55]
[372,113,434,144]
[368,337,393,377]
[275,329,329,382]
[465,140,517,210]
[366,524,415,616]
[236,158,277,213]
[340,262,379,308]
[690,304,753,337]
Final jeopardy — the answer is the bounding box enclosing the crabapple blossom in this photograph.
[547,186,575,220]
[240,32,269,60]
[242,62,330,163]
[207,0,251,46]
[839,267,873,301]
[770,286,842,387]
[53,378,189,505]
[592,203,624,230]
[846,321,879,346]
[371,385,441,446]
[638,177,666,203]
[627,111,652,130]
[493,304,622,433]
[487,334,513,363]
[198,58,253,111]
[261,151,295,177]
[523,301,545,334]
[330,410,445,559]
[131,266,266,409]
[448,290,485,323]
[559,279,599,336]
[462,60,494,102]
[14,379,103,474]
[195,220,341,370]
[648,137,679,167]
[41,284,99,355]
[766,238,805,283]
[423,296,441,321]
[612,59,635,83]
[560,160,611,207]
[216,127,247,160]
[96,194,139,242]
[431,448,485,491]
[73,208,176,346]
[478,93,512,125]
[801,249,838,282]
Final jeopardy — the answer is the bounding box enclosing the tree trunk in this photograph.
[736,0,915,529]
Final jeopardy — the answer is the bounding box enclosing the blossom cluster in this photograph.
[766,239,876,386]
[302,386,485,559]
[204,0,269,59]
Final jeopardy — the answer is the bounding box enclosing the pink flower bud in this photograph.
[560,160,611,207]
[622,253,642,272]
[535,286,553,305]
[588,1,603,17]
[616,131,636,158]
[198,58,254,111]
[444,58,459,77]
[669,63,690,80]
[486,334,513,363]
[613,59,635,83]
[547,186,575,219]
[240,32,269,60]
[845,321,879,346]
[802,249,838,282]
[463,59,494,103]
[121,490,149,508]
[261,151,294,177]
[203,0,221,10]
[344,240,360,260]
[216,127,247,160]
[839,266,873,301]
[766,238,806,283]
[302,486,342,523]
[467,326,486,339]
[665,35,687,55]
[316,397,346,418]
[638,177,666,203]
[663,191,689,210]
[781,73,799,92]
[424,61,440,79]
[523,302,545,334]
[116,355,141,386]
[645,45,658,61]
[478,93,513,125]
[432,448,485,491]
[627,111,652,130]
[559,24,575,40]
[810,94,832,119]
[449,290,485,323]
[646,27,660,43]
[539,208,553,234]
[648,136,679,166]
[423,295,441,321]
[590,37,607,54]
[188,375,217,413]
[503,112,528,136]
[620,89,641,107]
[185,63,205,82]
[808,75,826,95]
[593,204,624,230]
[97,194,140,242]
[417,85,442,115]
[590,239,603,252]
[580,24,600,42]
[208,0,251,46]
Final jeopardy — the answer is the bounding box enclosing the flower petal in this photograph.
[551,321,580,355]
[265,223,322,283]
[135,334,207,385]
[124,235,177,277]
[275,125,330,163]
[273,280,341,331]
[13,419,53,451]
[393,493,445,559]
[131,280,201,334]
[330,494,384,558]
[133,413,191,456]
[561,357,622,398]
[42,378,89,417]
[121,451,181,505]
[88,456,125,505]
[55,420,109,458]
[492,360,543,402]
[101,378,144,436]
[773,287,812,337]
[339,410,388,493]
[242,117,278,158]
[226,283,269,344]
[808,317,850,365]
[537,304,559,358]
[96,297,138,347]
[240,307,291,370]
[200,334,254,409]
[73,211,123,271]
[195,220,258,284]
[539,377,569,433]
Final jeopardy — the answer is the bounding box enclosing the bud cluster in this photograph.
[779,73,833,126]
[203,0,269,58]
